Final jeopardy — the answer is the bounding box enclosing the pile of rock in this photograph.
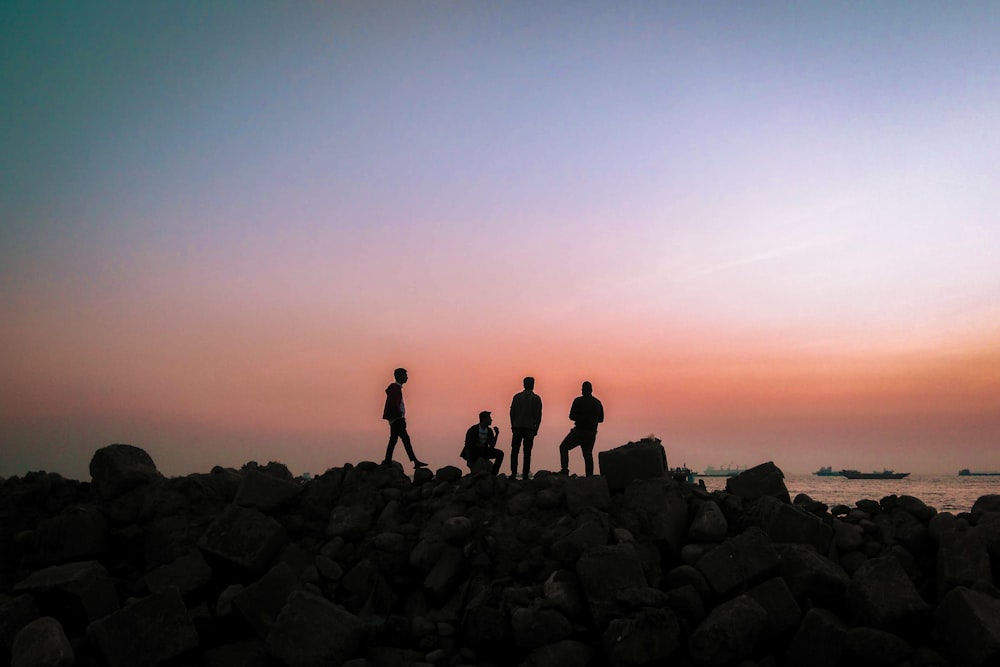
[2,441,1000,666]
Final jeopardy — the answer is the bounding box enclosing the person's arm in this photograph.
[597,400,604,425]
[465,426,477,450]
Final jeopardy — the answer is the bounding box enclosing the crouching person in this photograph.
[461,411,504,475]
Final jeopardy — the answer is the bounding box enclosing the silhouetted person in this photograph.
[382,368,427,468]
[559,381,604,476]
[462,410,504,475]
[509,376,542,479]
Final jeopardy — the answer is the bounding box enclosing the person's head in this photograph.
[479,410,492,426]
[523,376,535,390]
[393,368,408,384]
[581,381,593,396]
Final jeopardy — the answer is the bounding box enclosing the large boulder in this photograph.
[89,444,163,500]
[598,437,668,491]
[935,586,1000,667]
[87,587,198,667]
[725,461,789,502]
[265,591,365,666]
[11,616,74,667]
[198,505,288,578]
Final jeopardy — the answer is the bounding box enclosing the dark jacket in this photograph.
[382,383,404,421]
[510,390,542,431]
[569,394,604,431]
[462,424,498,459]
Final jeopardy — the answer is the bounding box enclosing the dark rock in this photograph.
[897,495,936,522]
[972,494,1000,516]
[842,626,912,666]
[597,437,668,491]
[198,504,289,578]
[88,586,198,667]
[689,594,767,665]
[688,499,728,543]
[265,590,364,666]
[233,562,304,639]
[782,608,846,667]
[13,561,118,632]
[89,444,163,500]
[511,607,572,649]
[234,469,304,513]
[143,550,213,597]
[326,505,374,541]
[848,555,931,630]
[543,569,588,619]
[725,461,790,503]
[621,479,688,555]
[11,616,73,667]
[745,577,802,639]
[775,543,850,608]
[576,544,648,627]
[759,496,833,553]
[424,546,465,605]
[201,640,270,667]
[935,586,1000,667]
[524,639,594,667]
[0,594,41,658]
[30,504,109,564]
[565,476,611,515]
[461,604,510,648]
[936,530,992,598]
[696,527,780,597]
[602,606,680,665]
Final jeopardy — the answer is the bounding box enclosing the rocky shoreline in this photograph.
[2,440,1000,666]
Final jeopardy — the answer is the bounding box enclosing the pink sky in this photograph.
[3,3,1000,480]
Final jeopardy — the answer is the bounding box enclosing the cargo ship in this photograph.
[696,465,746,477]
[839,469,909,480]
[958,469,1000,476]
[812,466,841,476]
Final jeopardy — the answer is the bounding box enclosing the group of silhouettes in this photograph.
[382,368,604,478]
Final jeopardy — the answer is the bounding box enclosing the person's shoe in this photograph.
[413,459,428,468]
[558,469,569,475]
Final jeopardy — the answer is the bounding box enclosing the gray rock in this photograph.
[689,594,767,665]
[848,555,931,629]
[688,499,728,543]
[935,586,1000,667]
[696,527,780,596]
[725,461,790,502]
[11,616,73,667]
[603,606,680,665]
[565,476,611,515]
[234,469,304,513]
[198,504,288,577]
[89,443,163,500]
[576,543,648,627]
[597,437,668,491]
[265,591,364,666]
[88,586,199,667]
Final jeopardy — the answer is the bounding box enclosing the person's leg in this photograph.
[522,433,534,478]
[559,429,578,473]
[396,420,426,467]
[490,449,504,476]
[510,430,523,477]
[384,421,402,462]
[582,434,596,477]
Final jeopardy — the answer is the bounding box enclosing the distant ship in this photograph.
[958,469,1000,476]
[839,469,910,480]
[697,464,747,477]
[668,466,695,483]
[813,466,841,476]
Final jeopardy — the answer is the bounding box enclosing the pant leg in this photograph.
[398,421,417,462]
[522,433,534,477]
[559,429,579,472]
[510,430,524,475]
[581,432,596,476]
[384,420,401,461]
[489,449,504,476]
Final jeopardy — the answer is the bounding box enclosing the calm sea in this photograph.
[695,473,1000,514]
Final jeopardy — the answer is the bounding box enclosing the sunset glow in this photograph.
[3,3,1000,480]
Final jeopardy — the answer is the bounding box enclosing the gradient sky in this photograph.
[3,2,1000,481]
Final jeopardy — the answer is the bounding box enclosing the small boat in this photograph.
[696,464,747,477]
[958,469,1000,476]
[668,467,695,483]
[839,469,910,480]
[813,466,840,476]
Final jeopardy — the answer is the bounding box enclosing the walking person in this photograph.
[461,411,504,475]
[382,368,428,468]
[559,381,604,476]
[509,376,542,479]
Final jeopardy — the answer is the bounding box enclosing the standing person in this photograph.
[461,411,504,475]
[559,381,604,476]
[382,368,428,468]
[509,376,542,479]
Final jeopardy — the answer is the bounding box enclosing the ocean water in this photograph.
[695,473,1000,514]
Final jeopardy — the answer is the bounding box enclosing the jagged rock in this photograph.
[423,545,465,604]
[842,626,913,666]
[576,543,648,627]
[759,496,833,553]
[543,569,588,619]
[603,606,680,665]
[745,577,802,639]
[511,607,572,649]
[88,586,198,667]
[696,527,780,597]
[782,608,846,667]
[13,561,118,632]
[326,505,374,541]
[621,479,687,554]
[234,562,304,639]
[775,543,850,608]
[201,640,270,667]
[0,595,41,659]
[936,530,992,597]
[11,616,73,667]
[897,495,936,522]
[832,518,864,552]
[688,499,728,543]
[524,639,594,667]
[848,555,931,629]
[689,594,767,665]
[935,586,1000,667]
[565,476,611,515]
[234,469,304,513]
[597,437,667,491]
[143,550,213,597]
[265,591,364,666]
[89,444,163,500]
[198,504,289,578]
[725,461,790,502]
[30,503,109,564]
